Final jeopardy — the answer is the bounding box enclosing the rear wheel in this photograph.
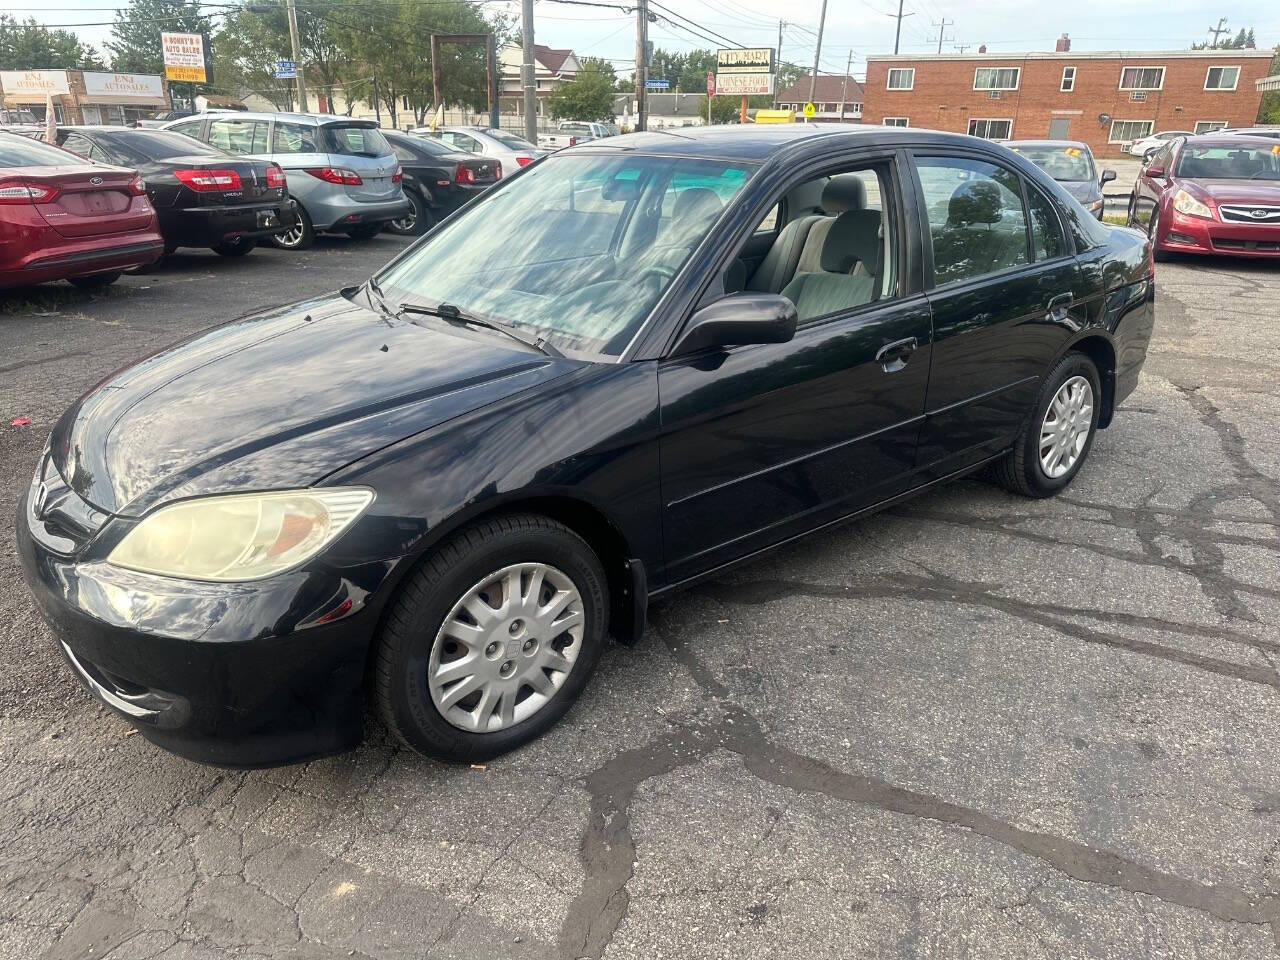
[993,352,1101,499]
[68,271,121,290]
[272,205,314,250]
[212,237,256,257]
[374,513,608,762]
[386,191,434,236]
[345,223,382,240]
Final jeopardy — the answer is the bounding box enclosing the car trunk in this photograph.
[171,156,280,206]
[458,156,499,184]
[25,164,152,239]
[321,123,401,203]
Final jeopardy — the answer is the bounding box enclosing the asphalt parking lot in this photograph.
[3,238,1280,959]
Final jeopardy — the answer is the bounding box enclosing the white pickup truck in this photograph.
[537,121,616,151]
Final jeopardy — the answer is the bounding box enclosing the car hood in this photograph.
[1060,180,1102,203]
[1182,178,1280,204]
[49,291,573,516]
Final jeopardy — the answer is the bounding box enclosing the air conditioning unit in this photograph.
[988,90,1002,100]
[1130,91,1147,102]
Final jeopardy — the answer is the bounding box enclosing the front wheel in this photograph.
[1148,208,1169,262]
[374,513,608,762]
[993,352,1101,499]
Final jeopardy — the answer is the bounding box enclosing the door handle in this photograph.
[1046,292,1073,320]
[875,336,918,373]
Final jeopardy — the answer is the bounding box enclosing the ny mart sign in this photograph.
[714,48,775,97]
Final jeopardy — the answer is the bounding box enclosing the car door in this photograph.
[657,151,933,584]
[909,151,1084,478]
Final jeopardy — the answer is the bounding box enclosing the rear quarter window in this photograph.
[0,135,78,166]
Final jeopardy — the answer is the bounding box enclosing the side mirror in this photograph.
[1145,164,1165,179]
[673,293,798,356]
[1100,168,1117,186]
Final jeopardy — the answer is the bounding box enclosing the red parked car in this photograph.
[0,132,164,290]
[1129,134,1280,260]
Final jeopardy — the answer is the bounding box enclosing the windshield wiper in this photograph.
[398,301,564,358]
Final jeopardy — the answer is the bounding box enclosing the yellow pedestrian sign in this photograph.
[803,102,816,119]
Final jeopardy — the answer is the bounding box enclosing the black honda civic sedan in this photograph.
[55,126,295,257]
[17,125,1155,767]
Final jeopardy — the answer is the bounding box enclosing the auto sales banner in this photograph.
[161,32,213,85]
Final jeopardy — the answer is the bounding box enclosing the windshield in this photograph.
[323,125,391,157]
[377,152,757,356]
[1012,146,1095,182]
[488,130,537,151]
[1175,144,1280,180]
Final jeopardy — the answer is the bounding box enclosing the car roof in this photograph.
[166,112,378,127]
[1182,133,1280,147]
[1005,139,1093,153]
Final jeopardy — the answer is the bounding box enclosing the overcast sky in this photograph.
[5,0,1279,79]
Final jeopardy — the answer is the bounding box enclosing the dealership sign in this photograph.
[714,47,775,97]
[82,72,165,100]
[161,32,213,84]
[0,70,71,98]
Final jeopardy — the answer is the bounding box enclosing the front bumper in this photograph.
[158,199,297,248]
[306,191,412,232]
[1157,210,1280,258]
[15,477,403,767]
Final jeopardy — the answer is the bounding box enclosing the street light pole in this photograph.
[284,0,308,113]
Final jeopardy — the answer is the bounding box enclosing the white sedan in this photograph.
[1126,130,1193,158]
[408,126,545,175]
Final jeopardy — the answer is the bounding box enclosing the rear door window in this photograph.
[440,132,480,153]
[271,121,319,154]
[1026,185,1067,260]
[166,118,204,141]
[915,156,1030,286]
[208,118,269,155]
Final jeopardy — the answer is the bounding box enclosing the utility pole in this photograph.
[1207,17,1229,48]
[806,0,828,107]
[931,18,953,55]
[888,0,914,56]
[774,19,785,107]
[634,0,648,132]
[284,0,308,113]
[838,49,851,121]
[954,44,971,53]
[521,0,537,142]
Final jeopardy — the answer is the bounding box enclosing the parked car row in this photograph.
[1126,125,1280,161]
[1,115,521,289]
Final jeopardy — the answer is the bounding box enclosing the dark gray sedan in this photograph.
[1007,140,1116,220]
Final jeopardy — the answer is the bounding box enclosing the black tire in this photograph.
[212,237,256,257]
[374,513,608,762]
[1148,208,1169,262]
[68,271,121,289]
[345,223,383,240]
[385,190,434,236]
[271,205,314,250]
[993,352,1101,499]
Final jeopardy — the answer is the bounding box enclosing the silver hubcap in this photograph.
[275,221,304,247]
[428,563,584,733]
[390,200,418,232]
[1039,375,1093,479]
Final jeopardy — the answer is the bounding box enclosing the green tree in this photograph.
[0,15,104,70]
[1260,45,1280,124]
[579,56,616,88]
[547,66,616,122]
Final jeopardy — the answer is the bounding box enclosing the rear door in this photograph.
[909,151,1084,478]
[322,123,400,203]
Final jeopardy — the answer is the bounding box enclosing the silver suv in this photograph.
[162,112,410,249]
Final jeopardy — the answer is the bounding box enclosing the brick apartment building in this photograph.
[862,38,1274,157]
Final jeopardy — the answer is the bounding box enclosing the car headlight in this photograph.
[107,488,374,582]
[1172,190,1212,219]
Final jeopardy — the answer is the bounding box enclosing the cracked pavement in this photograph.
[3,239,1280,958]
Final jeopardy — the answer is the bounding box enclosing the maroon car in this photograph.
[1129,134,1280,260]
[0,132,164,290]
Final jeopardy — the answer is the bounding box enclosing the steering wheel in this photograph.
[634,263,678,283]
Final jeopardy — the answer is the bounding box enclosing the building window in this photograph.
[887,68,914,90]
[1109,119,1153,143]
[1204,65,1240,90]
[1193,120,1227,134]
[968,118,1012,140]
[883,117,909,127]
[1060,67,1076,92]
[973,67,1020,91]
[1119,66,1164,91]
